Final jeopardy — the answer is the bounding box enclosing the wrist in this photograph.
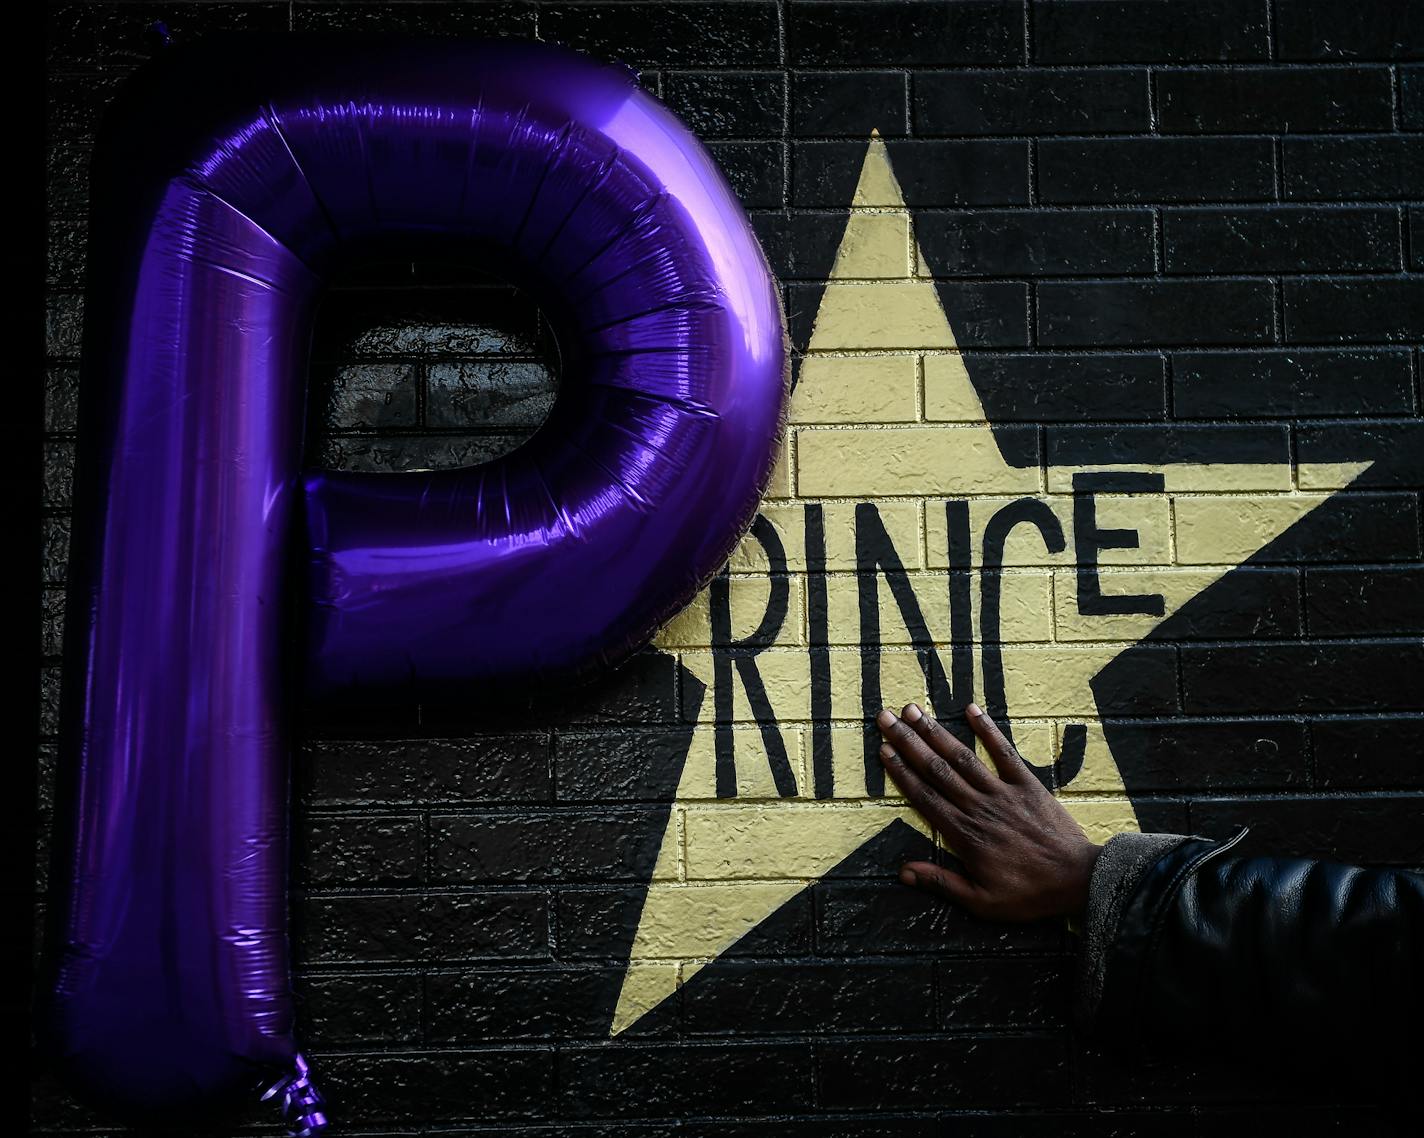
[1058,840,1103,919]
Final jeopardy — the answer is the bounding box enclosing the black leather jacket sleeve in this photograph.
[1079,829,1424,1074]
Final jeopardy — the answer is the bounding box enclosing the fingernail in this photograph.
[903,703,922,723]
[878,742,896,761]
[966,703,983,719]
[876,709,897,730]
[899,867,917,886]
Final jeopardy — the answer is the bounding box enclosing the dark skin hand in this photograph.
[877,702,1102,922]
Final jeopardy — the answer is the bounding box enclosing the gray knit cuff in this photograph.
[1074,831,1192,1031]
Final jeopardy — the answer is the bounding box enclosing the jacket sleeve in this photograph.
[1077,829,1424,1071]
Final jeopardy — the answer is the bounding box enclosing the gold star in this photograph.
[610,133,1369,1034]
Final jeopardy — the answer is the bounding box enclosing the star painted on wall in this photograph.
[610,133,1370,1034]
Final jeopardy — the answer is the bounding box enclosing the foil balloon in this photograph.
[40,36,787,1132]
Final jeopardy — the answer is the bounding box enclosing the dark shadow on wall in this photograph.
[1106,487,1424,864]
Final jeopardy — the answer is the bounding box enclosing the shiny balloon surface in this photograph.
[41,36,787,1129]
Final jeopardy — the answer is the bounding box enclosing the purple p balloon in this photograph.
[41,37,786,1130]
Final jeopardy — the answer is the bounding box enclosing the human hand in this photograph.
[877,702,1101,922]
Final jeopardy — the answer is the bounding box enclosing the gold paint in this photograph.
[614,134,1370,1034]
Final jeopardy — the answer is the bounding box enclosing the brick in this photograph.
[915,209,1155,276]
[292,1,536,35]
[796,279,1028,348]
[542,3,780,68]
[1053,567,1302,642]
[559,1043,813,1117]
[1075,718,1308,792]
[793,72,908,138]
[764,440,794,499]
[924,494,1171,568]
[929,282,1031,347]
[750,212,844,282]
[313,431,529,473]
[1173,493,1422,565]
[656,574,806,649]
[1312,718,1424,788]
[297,893,549,964]
[300,972,422,1046]
[430,810,667,883]
[318,1049,552,1122]
[424,651,681,729]
[730,501,923,573]
[818,1035,1069,1108]
[1172,349,1414,417]
[936,956,1071,1028]
[823,211,914,279]
[797,425,1039,497]
[302,813,425,886]
[1187,795,1424,864]
[955,354,1167,421]
[41,517,70,586]
[790,355,918,423]
[313,288,540,358]
[39,665,61,738]
[683,802,926,880]
[555,730,702,802]
[47,140,90,217]
[301,737,551,805]
[916,68,1148,134]
[1297,422,1424,488]
[663,71,785,138]
[827,569,1052,645]
[1157,67,1393,132]
[789,2,1023,67]
[43,370,80,435]
[45,293,83,360]
[1038,138,1275,204]
[1163,207,1400,274]
[1037,281,1275,347]
[1276,1,1424,60]
[1284,137,1424,200]
[1076,1049,1343,1110]
[679,724,814,801]
[814,880,1064,956]
[560,882,813,960]
[707,141,785,208]
[1032,0,1269,62]
[46,71,127,139]
[1284,279,1424,344]
[425,967,635,1041]
[43,440,75,509]
[318,363,419,431]
[680,648,932,722]
[48,3,291,71]
[1405,67,1424,129]
[425,361,555,430]
[683,960,934,1034]
[40,588,65,658]
[1306,566,1424,635]
[47,215,87,289]
[1001,645,1179,716]
[1046,424,1290,483]
[1180,642,1424,713]
[793,140,1030,208]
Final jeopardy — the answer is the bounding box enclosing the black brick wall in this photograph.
[40,2,1422,1135]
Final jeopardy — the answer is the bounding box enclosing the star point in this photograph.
[612,134,1371,1034]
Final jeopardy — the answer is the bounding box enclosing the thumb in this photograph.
[899,861,986,914]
